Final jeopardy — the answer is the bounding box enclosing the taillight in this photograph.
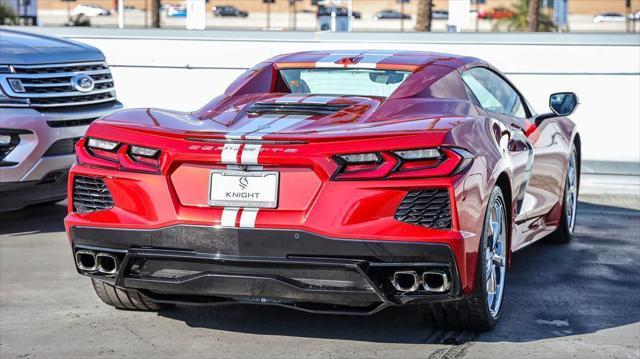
[129,145,161,167]
[333,147,473,180]
[87,138,118,151]
[76,137,162,173]
[86,137,120,163]
[334,152,399,180]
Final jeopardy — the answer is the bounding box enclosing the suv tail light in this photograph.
[333,147,473,180]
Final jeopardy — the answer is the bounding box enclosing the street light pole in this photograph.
[475,0,479,32]
[400,0,405,32]
[117,0,124,28]
[347,0,352,32]
[626,0,631,33]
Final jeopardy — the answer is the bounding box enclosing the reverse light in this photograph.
[130,145,159,158]
[337,153,380,163]
[87,138,119,151]
[393,148,441,160]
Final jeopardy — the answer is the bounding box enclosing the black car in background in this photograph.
[432,10,449,20]
[213,5,248,17]
[317,6,362,19]
[373,9,411,20]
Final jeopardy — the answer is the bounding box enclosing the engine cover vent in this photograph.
[248,102,350,115]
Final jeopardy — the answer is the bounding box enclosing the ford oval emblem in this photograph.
[71,74,95,93]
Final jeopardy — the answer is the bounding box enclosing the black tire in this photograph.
[91,279,168,311]
[420,186,507,332]
[547,144,579,244]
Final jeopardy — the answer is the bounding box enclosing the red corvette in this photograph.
[65,50,580,331]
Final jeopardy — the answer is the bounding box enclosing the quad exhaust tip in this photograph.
[96,253,118,275]
[391,270,420,292]
[391,269,451,293]
[422,270,451,293]
[75,250,97,271]
[75,250,118,275]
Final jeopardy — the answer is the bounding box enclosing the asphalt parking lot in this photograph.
[1,201,639,359]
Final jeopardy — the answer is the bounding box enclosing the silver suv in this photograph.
[0,29,122,212]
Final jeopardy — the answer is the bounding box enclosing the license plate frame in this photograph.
[208,170,279,208]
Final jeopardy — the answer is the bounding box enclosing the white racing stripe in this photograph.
[220,207,239,227]
[315,51,397,69]
[274,95,307,103]
[239,208,259,228]
[244,115,310,140]
[315,51,362,68]
[301,96,336,104]
[220,143,241,164]
[220,114,310,228]
[225,114,283,140]
[349,53,396,69]
[240,144,261,165]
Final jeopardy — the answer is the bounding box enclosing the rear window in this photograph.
[278,68,411,98]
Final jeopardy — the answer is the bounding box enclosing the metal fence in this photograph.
[2,0,639,32]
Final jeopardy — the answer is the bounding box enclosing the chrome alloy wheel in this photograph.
[485,196,507,318]
[565,148,578,235]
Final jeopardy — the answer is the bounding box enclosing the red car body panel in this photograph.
[64,50,579,309]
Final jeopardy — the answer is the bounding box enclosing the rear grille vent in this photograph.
[73,176,114,213]
[395,190,452,229]
[248,102,351,115]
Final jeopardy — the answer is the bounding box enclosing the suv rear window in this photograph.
[279,68,411,98]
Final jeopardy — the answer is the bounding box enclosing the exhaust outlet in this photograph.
[391,271,420,292]
[422,271,451,293]
[75,250,97,271]
[96,253,118,275]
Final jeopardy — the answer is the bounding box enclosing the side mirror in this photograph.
[535,92,579,125]
[549,92,578,116]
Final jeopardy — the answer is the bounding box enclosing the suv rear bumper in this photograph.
[70,226,462,314]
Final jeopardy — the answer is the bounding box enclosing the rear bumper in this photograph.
[0,170,68,212]
[70,226,462,314]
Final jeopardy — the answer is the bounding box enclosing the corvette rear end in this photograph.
[65,50,580,331]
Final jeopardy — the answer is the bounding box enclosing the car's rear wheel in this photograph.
[548,144,579,243]
[91,279,168,311]
[420,186,507,331]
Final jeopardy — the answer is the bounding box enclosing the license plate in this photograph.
[208,170,279,208]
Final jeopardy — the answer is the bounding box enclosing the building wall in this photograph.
[33,0,640,15]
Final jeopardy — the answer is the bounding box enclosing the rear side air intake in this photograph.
[73,176,114,213]
[395,190,452,229]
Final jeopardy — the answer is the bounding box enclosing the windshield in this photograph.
[278,68,411,98]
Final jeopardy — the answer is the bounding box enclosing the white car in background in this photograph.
[71,4,111,17]
[593,12,626,23]
[166,3,187,17]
